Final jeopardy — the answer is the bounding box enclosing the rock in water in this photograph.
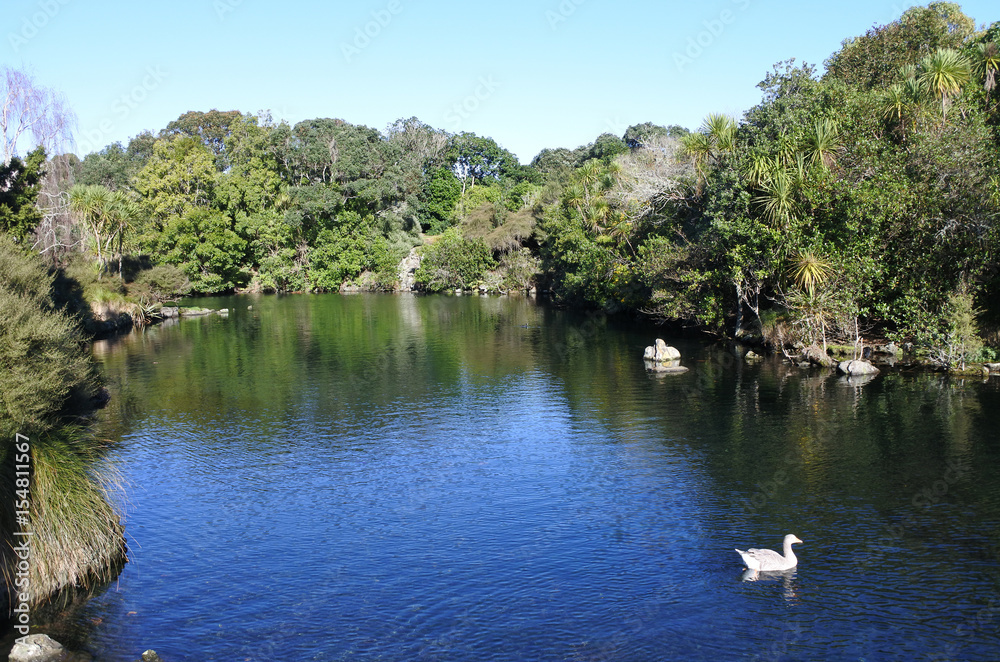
[837,359,879,376]
[643,338,680,362]
[801,344,833,367]
[9,634,92,662]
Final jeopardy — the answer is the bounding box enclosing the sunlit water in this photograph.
[38,294,1000,660]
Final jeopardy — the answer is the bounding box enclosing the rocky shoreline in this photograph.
[8,634,165,662]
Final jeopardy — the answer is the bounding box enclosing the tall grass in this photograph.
[26,432,126,602]
[0,430,126,608]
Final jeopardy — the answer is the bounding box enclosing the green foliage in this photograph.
[162,109,243,170]
[76,139,152,189]
[309,211,394,290]
[917,287,984,369]
[0,146,45,242]
[414,228,496,292]
[132,135,219,249]
[499,248,541,290]
[824,2,976,89]
[130,264,192,301]
[623,122,689,148]
[588,133,629,162]
[421,166,462,233]
[26,432,125,603]
[0,234,96,442]
[159,208,248,293]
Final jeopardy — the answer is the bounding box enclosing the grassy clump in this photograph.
[24,435,126,603]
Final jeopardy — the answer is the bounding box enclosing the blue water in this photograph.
[57,294,1000,660]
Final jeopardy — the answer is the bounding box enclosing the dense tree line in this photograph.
[2,2,999,366]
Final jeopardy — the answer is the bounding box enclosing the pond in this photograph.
[50,294,1000,659]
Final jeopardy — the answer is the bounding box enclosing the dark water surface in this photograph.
[64,294,1000,660]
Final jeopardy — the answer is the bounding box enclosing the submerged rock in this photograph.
[644,359,689,375]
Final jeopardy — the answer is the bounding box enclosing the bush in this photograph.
[308,211,395,291]
[500,248,541,290]
[130,264,192,301]
[0,234,97,444]
[414,228,496,292]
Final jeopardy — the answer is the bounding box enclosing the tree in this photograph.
[158,208,247,293]
[970,42,1000,98]
[68,184,137,277]
[588,133,629,162]
[824,3,976,90]
[623,122,689,149]
[420,166,462,232]
[1,66,75,165]
[918,48,972,121]
[161,109,243,170]
[444,133,523,194]
[131,135,219,248]
[804,119,842,169]
[0,145,45,241]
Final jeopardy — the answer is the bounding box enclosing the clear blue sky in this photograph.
[3,0,998,163]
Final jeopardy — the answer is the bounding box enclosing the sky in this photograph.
[3,0,998,163]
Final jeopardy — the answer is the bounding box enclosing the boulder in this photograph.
[396,247,422,292]
[643,338,680,363]
[159,306,179,318]
[137,651,166,662]
[837,359,880,376]
[876,342,899,356]
[9,634,91,662]
[745,350,763,362]
[801,344,833,368]
[985,363,1000,375]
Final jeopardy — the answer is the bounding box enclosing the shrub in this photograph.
[0,234,97,445]
[414,228,496,292]
[131,264,193,301]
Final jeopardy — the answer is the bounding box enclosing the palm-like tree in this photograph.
[680,132,713,182]
[563,184,585,219]
[742,153,777,189]
[69,184,113,277]
[578,159,603,200]
[753,168,798,228]
[106,191,141,277]
[972,41,1000,99]
[788,251,834,298]
[804,119,842,170]
[701,113,737,156]
[918,48,972,122]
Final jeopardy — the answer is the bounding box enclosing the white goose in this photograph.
[735,534,803,571]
